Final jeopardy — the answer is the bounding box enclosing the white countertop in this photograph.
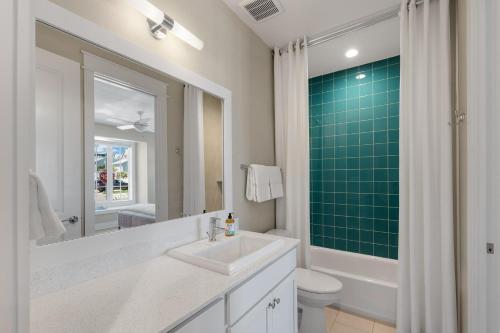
[30,232,299,333]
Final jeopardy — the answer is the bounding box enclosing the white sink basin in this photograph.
[168,232,284,275]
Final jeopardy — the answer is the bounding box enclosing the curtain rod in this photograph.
[275,0,426,55]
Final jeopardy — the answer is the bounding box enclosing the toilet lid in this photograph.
[296,268,342,294]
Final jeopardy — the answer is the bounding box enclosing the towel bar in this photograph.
[240,164,281,171]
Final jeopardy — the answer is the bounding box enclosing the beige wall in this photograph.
[165,81,184,219]
[203,93,223,213]
[46,0,276,231]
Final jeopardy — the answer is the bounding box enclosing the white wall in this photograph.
[465,0,500,332]
[485,2,500,331]
[48,0,276,232]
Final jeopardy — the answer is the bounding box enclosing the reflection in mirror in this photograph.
[92,75,158,234]
[34,22,223,245]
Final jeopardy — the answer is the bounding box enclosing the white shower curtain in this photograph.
[397,0,457,332]
[274,40,310,268]
[183,85,205,216]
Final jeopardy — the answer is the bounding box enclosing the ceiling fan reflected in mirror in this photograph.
[116,111,151,132]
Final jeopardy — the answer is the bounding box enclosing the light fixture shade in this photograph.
[128,0,164,25]
[127,0,204,50]
[171,21,204,50]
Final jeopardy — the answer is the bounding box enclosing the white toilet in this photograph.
[266,229,343,333]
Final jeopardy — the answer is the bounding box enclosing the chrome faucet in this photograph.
[207,217,225,242]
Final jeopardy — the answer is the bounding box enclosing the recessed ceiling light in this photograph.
[356,73,366,80]
[345,49,359,58]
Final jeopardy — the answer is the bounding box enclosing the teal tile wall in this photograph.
[309,56,400,259]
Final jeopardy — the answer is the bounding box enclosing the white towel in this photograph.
[246,164,271,202]
[268,166,283,199]
[29,170,66,241]
[245,164,283,202]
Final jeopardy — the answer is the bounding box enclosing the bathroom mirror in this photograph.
[34,22,224,245]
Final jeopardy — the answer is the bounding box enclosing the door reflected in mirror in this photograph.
[34,22,224,245]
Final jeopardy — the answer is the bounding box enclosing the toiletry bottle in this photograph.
[233,217,240,235]
[225,213,235,237]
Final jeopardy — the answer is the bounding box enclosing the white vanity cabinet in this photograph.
[227,249,297,333]
[170,248,297,333]
[229,272,296,333]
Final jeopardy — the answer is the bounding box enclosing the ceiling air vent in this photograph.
[239,0,284,22]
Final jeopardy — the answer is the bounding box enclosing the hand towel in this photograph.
[29,170,66,241]
[268,166,283,199]
[246,164,272,202]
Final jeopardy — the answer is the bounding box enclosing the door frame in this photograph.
[82,51,168,236]
[0,0,32,331]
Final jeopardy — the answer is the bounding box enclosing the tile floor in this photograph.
[324,307,395,333]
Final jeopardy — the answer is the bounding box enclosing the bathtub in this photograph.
[310,246,398,324]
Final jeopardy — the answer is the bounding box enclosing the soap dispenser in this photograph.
[225,213,235,237]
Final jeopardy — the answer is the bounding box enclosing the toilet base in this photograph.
[298,303,327,333]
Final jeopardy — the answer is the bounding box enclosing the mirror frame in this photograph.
[34,0,233,238]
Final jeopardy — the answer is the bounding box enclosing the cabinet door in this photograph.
[229,294,273,333]
[271,273,297,333]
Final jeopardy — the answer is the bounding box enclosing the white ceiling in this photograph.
[308,17,400,77]
[222,0,400,77]
[94,78,155,132]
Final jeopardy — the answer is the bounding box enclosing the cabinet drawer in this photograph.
[226,249,296,325]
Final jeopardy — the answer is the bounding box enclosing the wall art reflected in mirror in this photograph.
[34,22,223,245]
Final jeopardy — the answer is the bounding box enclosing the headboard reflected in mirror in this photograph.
[33,19,231,246]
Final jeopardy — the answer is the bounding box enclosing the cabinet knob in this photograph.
[274,297,280,305]
[268,301,276,309]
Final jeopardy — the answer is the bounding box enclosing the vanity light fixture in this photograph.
[345,48,359,58]
[356,73,366,80]
[127,0,204,50]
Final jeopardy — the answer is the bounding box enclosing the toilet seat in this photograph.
[296,267,342,294]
